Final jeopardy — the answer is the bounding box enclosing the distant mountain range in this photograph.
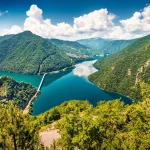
[0,31,140,75]
[77,38,136,55]
[89,34,150,102]
[49,38,91,56]
[0,31,73,74]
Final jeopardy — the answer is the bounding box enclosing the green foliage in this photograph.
[0,76,36,109]
[77,37,136,55]
[50,38,92,56]
[1,97,150,149]
[0,31,73,74]
[0,103,42,150]
[94,34,150,69]
[35,100,92,127]
[0,34,14,43]
[89,34,150,101]
[54,99,150,150]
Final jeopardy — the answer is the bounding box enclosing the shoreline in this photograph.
[88,78,133,104]
[45,65,75,75]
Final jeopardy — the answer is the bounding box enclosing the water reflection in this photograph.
[0,69,72,88]
[73,60,97,77]
[42,69,72,87]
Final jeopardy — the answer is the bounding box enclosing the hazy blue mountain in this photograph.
[77,38,136,55]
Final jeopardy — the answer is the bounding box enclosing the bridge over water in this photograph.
[23,73,47,114]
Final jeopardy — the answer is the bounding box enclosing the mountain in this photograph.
[77,37,108,50]
[0,34,14,42]
[0,76,36,109]
[99,39,136,54]
[94,34,150,69]
[50,38,91,56]
[89,34,150,101]
[0,31,73,74]
[77,38,136,55]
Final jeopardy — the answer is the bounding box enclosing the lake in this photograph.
[0,60,132,115]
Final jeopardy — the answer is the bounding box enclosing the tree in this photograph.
[0,103,42,150]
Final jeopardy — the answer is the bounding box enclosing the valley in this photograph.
[0,1,150,149]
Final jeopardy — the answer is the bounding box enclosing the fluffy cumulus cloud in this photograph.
[73,9,116,33]
[23,5,74,39]
[120,5,150,34]
[2,4,150,40]
[2,25,23,35]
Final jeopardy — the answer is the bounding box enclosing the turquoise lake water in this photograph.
[0,60,132,115]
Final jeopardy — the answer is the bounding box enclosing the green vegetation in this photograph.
[77,37,136,55]
[1,97,150,149]
[0,76,36,109]
[100,39,136,54]
[0,103,42,150]
[0,34,14,43]
[94,34,150,69]
[0,33,150,150]
[89,34,150,101]
[50,38,92,56]
[0,31,73,74]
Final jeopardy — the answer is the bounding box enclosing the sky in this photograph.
[0,0,150,40]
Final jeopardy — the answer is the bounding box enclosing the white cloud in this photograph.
[23,5,115,40]
[120,5,150,34]
[1,4,150,40]
[23,5,74,39]
[73,60,97,77]
[0,10,8,17]
[2,25,23,35]
[73,9,116,33]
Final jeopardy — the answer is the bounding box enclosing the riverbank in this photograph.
[23,90,41,114]
[46,65,75,75]
[88,77,133,104]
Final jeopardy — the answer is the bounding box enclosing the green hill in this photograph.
[50,38,91,56]
[1,98,150,149]
[0,76,36,109]
[0,34,14,43]
[77,37,108,50]
[89,35,150,101]
[99,39,136,54]
[94,35,150,69]
[0,31,73,74]
[77,38,136,55]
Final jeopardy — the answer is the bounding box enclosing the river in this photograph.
[0,59,132,115]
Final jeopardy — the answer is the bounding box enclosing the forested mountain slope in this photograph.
[0,31,73,74]
[77,38,136,55]
[94,34,150,69]
[50,38,91,56]
[0,34,14,42]
[99,39,136,54]
[0,76,36,109]
[89,35,150,101]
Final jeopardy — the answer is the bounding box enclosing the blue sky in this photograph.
[0,0,150,40]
